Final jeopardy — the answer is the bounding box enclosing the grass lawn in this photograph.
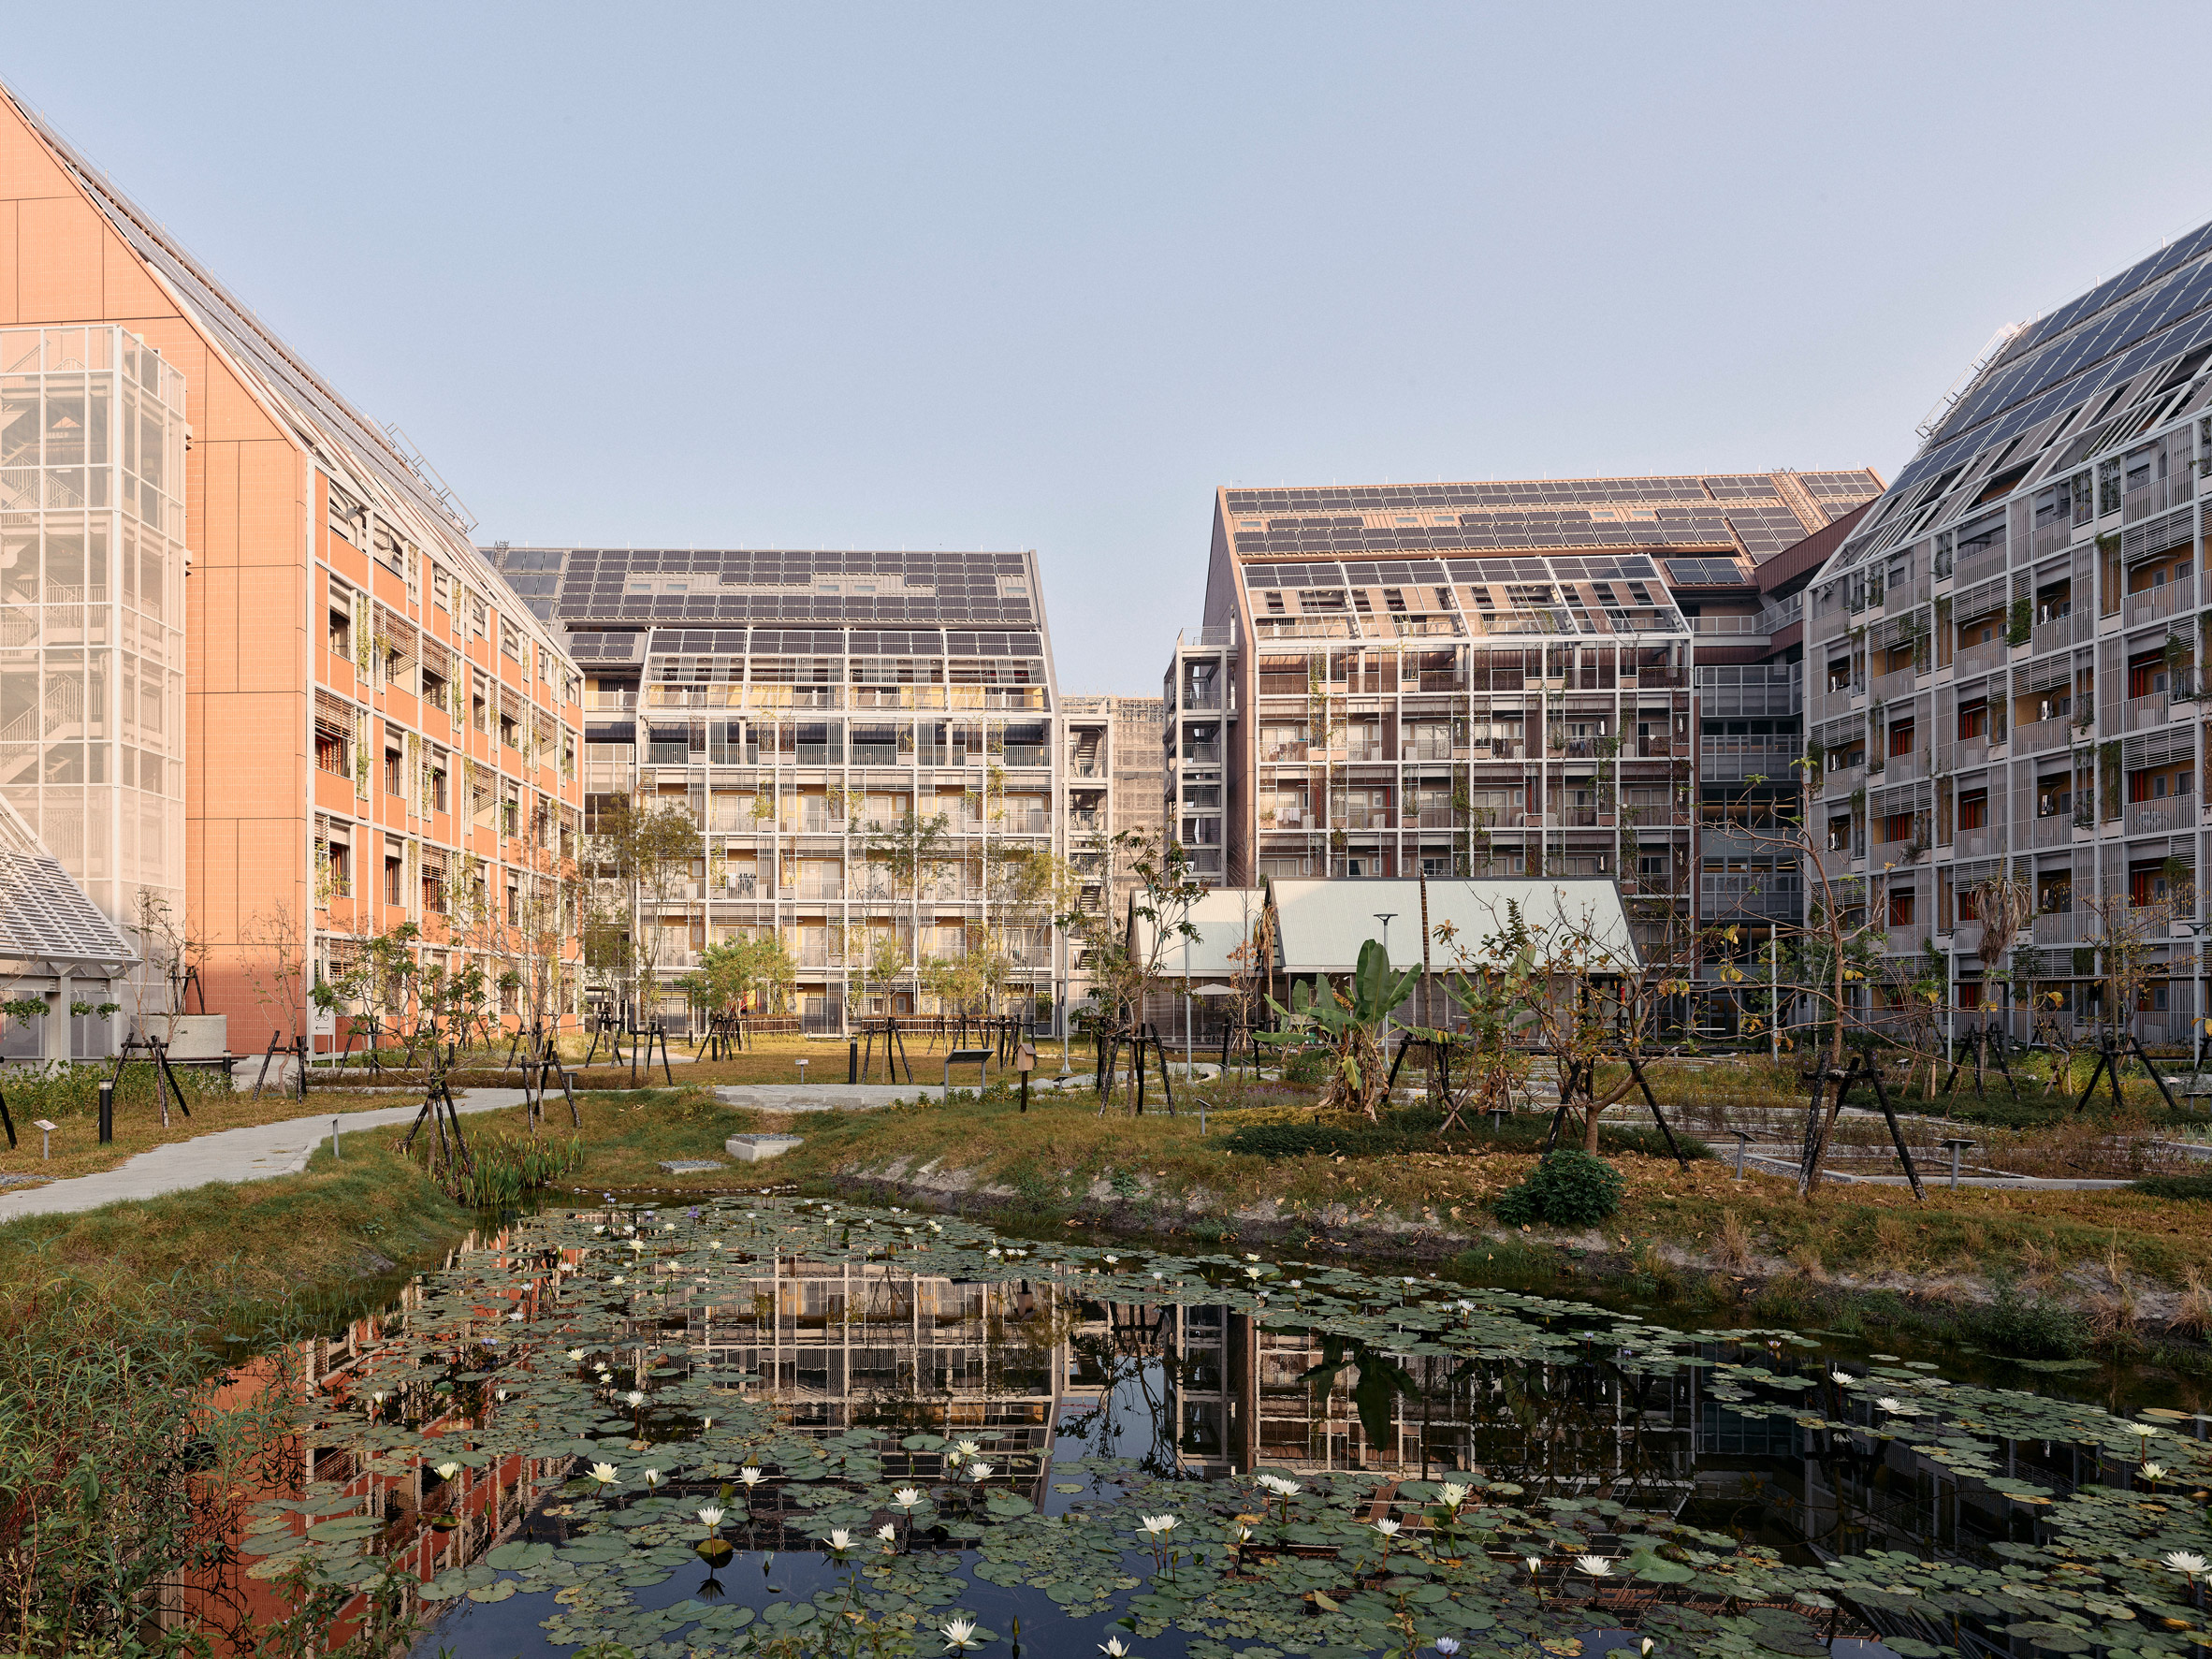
[0,1140,472,1332]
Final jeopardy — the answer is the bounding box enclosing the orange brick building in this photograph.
[0,85,584,1055]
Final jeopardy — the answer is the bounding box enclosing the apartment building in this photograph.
[485,545,1068,1030]
[1060,692,1165,956]
[1806,219,2212,1044]
[0,84,586,1052]
[1163,473,1882,959]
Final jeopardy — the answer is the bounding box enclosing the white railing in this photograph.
[2015,717,2071,753]
[2033,910,2088,943]
[2030,611,2091,653]
[2124,693,2171,731]
[1954,637,2007,677]
[1872,665,1917,701]
[2124,793,2194,835]
[2126,582,2192,624]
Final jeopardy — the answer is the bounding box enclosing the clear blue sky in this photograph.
[15,3,2212,691]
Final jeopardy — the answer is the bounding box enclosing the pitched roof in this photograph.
[1128,887,1269,980]
[0,795,136,972]
[1268,878,1637,975]
[0,80,550,636]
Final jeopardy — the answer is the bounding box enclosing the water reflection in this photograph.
[214,1208,2212,1659]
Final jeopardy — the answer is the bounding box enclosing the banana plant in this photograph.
[1262,939,1420,1121]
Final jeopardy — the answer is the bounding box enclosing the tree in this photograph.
[239,902,308,1059]
[1263,939,1419,1122]
[682,933,796,1020]
[586,793,701,1025]
[1089,828,1205,1112]
[1962,867,2034,1089]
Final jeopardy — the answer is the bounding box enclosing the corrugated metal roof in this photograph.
[1128,888,1269,980]
[0,795,136,971]
[1269,878,1637,975]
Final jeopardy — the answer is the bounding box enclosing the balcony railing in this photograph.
[1884,923,1931,956]
[1885,577,1931,616]
[2030,813,2075,848]
[2015,716,2071,753]
[2124,692,2170,731]
[2125,793,2195,836]
[2030,609,2091,653]
[2124,472,2194,523]
[1953,637,2007,677]
[1871,665,1918,701]
[1956,827,1999,859]
[2030,517,2075,559]
[1941,736,1990,770]
[1953,547,2009,589]
[2126,581,2192,624]
[1883,749,1926,783]
[2033,910,2088,944]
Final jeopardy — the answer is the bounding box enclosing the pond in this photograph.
[232,1199,2212,1659]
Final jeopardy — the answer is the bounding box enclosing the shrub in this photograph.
[2134,1173,2212,1201]
[1218,1111,1709,1164]
[1492,1148,1625,1228]
[1969,1285,2090,1359]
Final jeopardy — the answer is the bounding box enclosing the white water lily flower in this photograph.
[739,1466,764,1487]
[609,1275,626,1286]
[1830,1370,1852,1385]
[433,1461,461,1480]
[1235,1524,1252,1543]
[828,1528,853,1550]
[986,1247,1001,1259]
[1437,1641,1463,1657]
[662,1222,676,1231]
[1103,1254,1119,1264]
[507,1310,525,1323]
[1244,1266,1264,1279]
[968,1461,994,1480]
[589,1463,618,1484]
[1244,1252,1261,1261]
[592,1224,604,1234]
[642,1468,662,1488]
[1437,1482,1469,1507]
[496,1388,509,1402]
[1258,1474,1301,1497]
[940,1616,981,1652]
[1374,1519,1402,1538]
[568,1347,585,1361]
[1099,1640,1132,1658]
[625,1390,646,1407]
[1290,1280,1303,1288]
[698,1506,725,1528]
[2166,1550,2208,1576]
[877,1522,897,1543]
[1576,1554,1612,1577]
[628,1236,646,1251]
[1526,1556,1542,1572]
[2144,1462,2169,1480]
[1138,1514,1179,1537]
[893,1487,926,1508]
[956,1438,982,1455]
[1639,1641,1653,1657]
[1875,1397,1915,1415]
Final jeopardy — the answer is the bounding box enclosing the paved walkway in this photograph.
[0,1088,532,1223]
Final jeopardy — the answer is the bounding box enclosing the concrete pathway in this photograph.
[0,1088,532,1223]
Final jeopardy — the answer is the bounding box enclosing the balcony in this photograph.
[2030,813,2075,848]
[2030,610,2091,653]
[1884,577,1931,616]
[1260,742,1310,763]
[1179,742,1224,764]
[1953,546,2009,589]
[1956,827,2000,859]
[1810,685,1862,722]
[1883,749,1925,783]
[2124,693,2171,732]
[2030,517,2076,559]
[1871,665,1917,701]
[1953,637,2007,678]
[1885,923,1931,957]
[2124,472,2194,523]
[2033,909,2088,944]
[2015,716,2072,753]
[1942,736,1990,770]
[2124,793,2195,836]
[2126,581,2192,625]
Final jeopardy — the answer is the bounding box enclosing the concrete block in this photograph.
[725,1133,802,1163]
[657,1158,724,1174]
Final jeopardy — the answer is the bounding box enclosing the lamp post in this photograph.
[2187,916,2209,1073]
[1374,911,1396,1053]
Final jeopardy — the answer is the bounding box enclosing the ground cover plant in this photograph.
[234,1197,2212,1659]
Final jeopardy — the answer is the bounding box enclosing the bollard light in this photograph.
[33,1117,55,1159]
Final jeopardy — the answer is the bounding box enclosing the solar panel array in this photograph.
[1664,557,1754,587]
[1890,214,2212,501]
[482,547,1040,628]
[0,798,135,968]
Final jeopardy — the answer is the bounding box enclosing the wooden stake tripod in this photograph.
[697,1011,748,1061]
[858,1017,914,1084]
[581,1009,626,1070]
[1941,1013,2022,1101]
[516,1027,582,1129]
[250,1031,309,1101]
[628,1019,674,1086]
[1795,1051,1925,1201]
[399,1073,477,1186]
[2074,1027,2179,1117]
[1535,1051,1694,1171]
[109,1036,194,1128]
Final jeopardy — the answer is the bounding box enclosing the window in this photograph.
[384,854,403,907]
[327,603,352,659]
[505,878,519,924]
[1957,701,1988,740]
[428,764,448,813]
[1888,891,1914,926]
[384,749,403,795]
[324,839,351,896]
[1957,791,1987,830]
[315,724,347,776]
[422,866,446,914]
[1887,720,1914,757]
